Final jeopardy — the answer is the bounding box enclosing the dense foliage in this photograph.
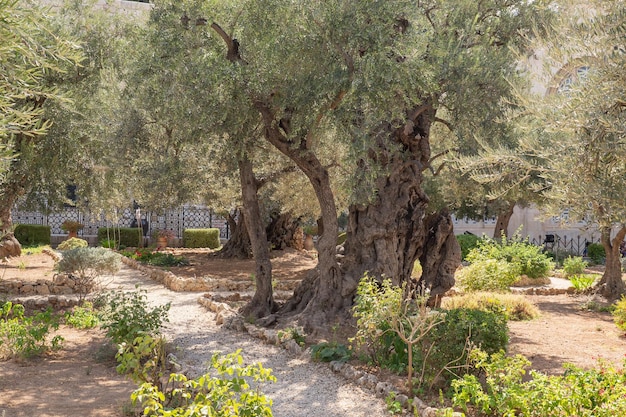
[452,351,626,417]
[353,276,508,391]
[466,235,555,279]
[0,301,62,359]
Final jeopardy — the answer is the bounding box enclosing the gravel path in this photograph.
[107,265,391,417]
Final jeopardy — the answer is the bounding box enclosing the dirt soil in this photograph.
[1,249,625,416]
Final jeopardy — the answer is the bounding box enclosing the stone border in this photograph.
[197,295,462,417]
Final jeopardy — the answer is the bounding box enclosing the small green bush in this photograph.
[352,276,508,391]
[55,247,121,299]
[0,301,63,359]
[97,289,170,345]
[456,234,482,261]
[466,234,554,279]
[131,350,276,417]
[97,227,142,248]
[612,296,626,333]
[456,259,519,292]
[14,224,51,246]
[311,342,352,363]
[183,228,220,249]
[587,243,606,264]
[426,308,508,381]
[562,256,588,277]
[57,237,88,251]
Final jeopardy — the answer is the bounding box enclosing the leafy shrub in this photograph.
[14,224,51,246]
[456,259,519,292]
[116,334,168,389]
[612,296,626,333]
[456,234,482,261]
[0,301,63,359]
[425,308,508,385]
[466,235,554,279]
[55,247,121,299]
[183,228,220,249]
[441,292,540,321]
[311,342,352,363]
[97,289,170,345]
[352,276,508,391]
[57,237,88,251]
[587,243,606,264]
[562,256,588,277]
[131,350,276,417]
[63,302,100,329]
[452,350,626,417]
[97,227,142,248]
[569,274,597,293]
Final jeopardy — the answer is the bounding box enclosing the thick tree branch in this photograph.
[210,22,245,63]
[434,116,454,132]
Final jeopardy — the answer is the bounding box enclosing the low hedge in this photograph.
[183,228,220,249]
[14,224,51,246]
[97,227,142,248]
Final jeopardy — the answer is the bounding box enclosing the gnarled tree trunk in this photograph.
[279,103,461,330]
[493,201,515,239]
[238,156,277,319]
[266,211,301,250]
[215,210,252,259]
[340,107,460,309]
[597,226,626,300]
[0,196,22,258]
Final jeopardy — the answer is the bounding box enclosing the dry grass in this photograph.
[442,292,540,321]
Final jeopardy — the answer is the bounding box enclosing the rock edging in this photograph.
[195,296,462,417]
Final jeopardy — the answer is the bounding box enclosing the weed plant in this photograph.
[311,341,352,363]
[569,274,597,293]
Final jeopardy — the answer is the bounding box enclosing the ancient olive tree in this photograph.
[0,0,81,256]
[145,0,549,329]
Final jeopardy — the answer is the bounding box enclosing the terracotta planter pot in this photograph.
[157,237,168,248]
[68,231,78,239]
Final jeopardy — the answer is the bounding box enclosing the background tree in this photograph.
[528,0,626,298]
[0,0,81,256]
